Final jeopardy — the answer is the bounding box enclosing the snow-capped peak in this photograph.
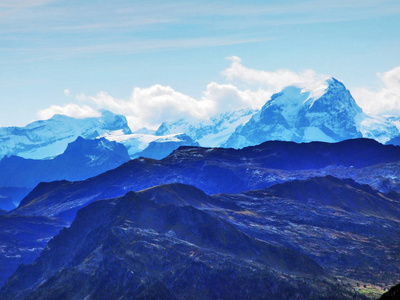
[224,78,364,148]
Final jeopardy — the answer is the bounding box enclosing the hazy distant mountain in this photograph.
[0,111,131,159]
[0,137,130,209]
[0,136,130,189]
[0,187,31,211]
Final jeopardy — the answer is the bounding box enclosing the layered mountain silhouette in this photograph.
[0,78,399,162]
[0,137,130,209]
[1,184,369,299]
[11,138,400,222]
[0,139,397,298]
[1,76,400,298]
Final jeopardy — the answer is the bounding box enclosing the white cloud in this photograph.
[79,85,214,130]
[38,57,400,132]
[77,81,271,131]
[353,66,400,115]
[38,56,332,131]
[222,56,329,93]
[202,82,271,112]
[63,89,70,96]
[37,103,101,120]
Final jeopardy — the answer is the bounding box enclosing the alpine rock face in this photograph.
[224,78,364,148]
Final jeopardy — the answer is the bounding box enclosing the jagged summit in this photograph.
[0,136,130,191]
[0,110,131,159]
[224,78,363,148]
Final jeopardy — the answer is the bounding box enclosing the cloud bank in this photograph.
[38,104,101,120]
[352,66,400,115]
[37,57,400,130]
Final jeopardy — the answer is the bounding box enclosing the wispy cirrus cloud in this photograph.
[2,0,399,49]
[0,0,54,9]
[0,37,266,64]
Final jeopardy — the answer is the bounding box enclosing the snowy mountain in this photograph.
[1,79,399,161]
[224,78,365,148]
[360,114,400,144]
[97,109,254,158]
[100,130,198,159]
[155,108,257,147]
[134,134,199,159]
[0,137,130,209]
[0,111,131,159]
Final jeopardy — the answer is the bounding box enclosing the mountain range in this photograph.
[1,77,400,298]
[0,138,397,296]
[0,137,130,210]
[2,170,399,298]
[5,176,394,299]
[0,77,400,163]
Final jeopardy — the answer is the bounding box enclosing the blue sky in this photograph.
[1,0,400,128]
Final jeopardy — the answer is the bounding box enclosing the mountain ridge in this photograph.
[12,138,400,222]
[1,186,367,300]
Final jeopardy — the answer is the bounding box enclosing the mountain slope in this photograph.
[1,187,364,300]
[225,78,363,148]
[0,137,130,189]
[0,214,67,288]
[0,111,131,159]
[12,138,400,222]
[264,175,400,221]
[212,176,400,295]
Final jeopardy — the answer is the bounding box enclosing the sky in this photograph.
[1,0,400,130]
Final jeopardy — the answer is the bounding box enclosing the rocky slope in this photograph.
[0,186,364,300]
[212,176,400,296]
